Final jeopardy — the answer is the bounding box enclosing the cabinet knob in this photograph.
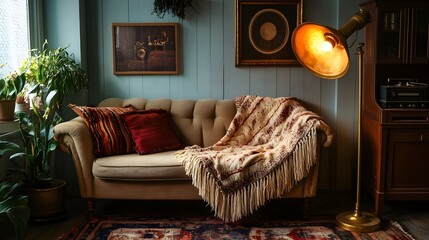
[421,134,424,141]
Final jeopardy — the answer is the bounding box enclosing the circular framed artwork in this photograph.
[248,9,289,55]
[235,0,302,66]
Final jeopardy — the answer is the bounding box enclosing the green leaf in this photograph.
[7,206,30,240]
[28,83,39,94]
[0,195,30,240]
[0,141,21,156]
[47,141,57,152]
[45,90,58,108]
[13,74,25,93]
[9,153,26,160]
[0,181,29,240]
[0,182,19,199]
[6,83,16,98]
[0,79,6,91]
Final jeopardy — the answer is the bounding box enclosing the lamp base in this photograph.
[336,210,380,232]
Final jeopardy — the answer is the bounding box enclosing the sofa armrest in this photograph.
[54,117,95,198]
[316,121,334,148]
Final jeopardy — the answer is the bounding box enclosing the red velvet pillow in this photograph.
[69,104,136,157]
[122,109,183,155]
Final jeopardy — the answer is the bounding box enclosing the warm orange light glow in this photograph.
[321,40,334,52]
[291,23,349,79]
[291,10,370,79]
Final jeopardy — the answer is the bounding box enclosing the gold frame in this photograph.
[112,23,179,75]
[235,0,303,66]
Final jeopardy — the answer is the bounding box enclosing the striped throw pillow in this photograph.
[69,104,136,157]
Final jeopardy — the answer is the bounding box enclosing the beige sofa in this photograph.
[54,97,331,215]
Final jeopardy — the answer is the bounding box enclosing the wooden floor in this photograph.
[3,191,428,239]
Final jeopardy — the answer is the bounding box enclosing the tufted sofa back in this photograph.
[98,98,237,147]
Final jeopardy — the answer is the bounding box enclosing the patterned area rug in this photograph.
[59,216,415,240]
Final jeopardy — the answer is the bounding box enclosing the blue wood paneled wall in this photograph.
[45,0,366,193]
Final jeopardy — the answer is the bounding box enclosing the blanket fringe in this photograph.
[177,127,319,223]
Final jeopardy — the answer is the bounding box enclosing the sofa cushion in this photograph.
[69,104,135,157]
[92,150,190,180]
[122,110,183,155]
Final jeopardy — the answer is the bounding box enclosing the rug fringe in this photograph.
[177,127,318,223]
[391,221,416,240]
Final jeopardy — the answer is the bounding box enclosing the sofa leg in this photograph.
[86,198,95,216]
[301,198,310,218]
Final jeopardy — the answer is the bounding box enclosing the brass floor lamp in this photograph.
[291,9,380,232]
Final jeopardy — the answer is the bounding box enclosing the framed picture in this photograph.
[112,23,179,75]
[235,0,302,66]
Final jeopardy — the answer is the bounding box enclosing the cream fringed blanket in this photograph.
[175,95,333,222]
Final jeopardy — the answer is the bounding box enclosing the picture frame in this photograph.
[112,23,179,75]
[235,0,303,66]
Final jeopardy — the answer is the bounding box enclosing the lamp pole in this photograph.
[291,9,380,232]
[336,43,381,232]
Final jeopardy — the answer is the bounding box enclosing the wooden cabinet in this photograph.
[386,128,429,193]
[378,4,429,64]
[360,0,429,217]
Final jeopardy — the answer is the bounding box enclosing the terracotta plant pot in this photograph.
[0,99,16,121]
[27,179,66,220]
[14,103,29,113]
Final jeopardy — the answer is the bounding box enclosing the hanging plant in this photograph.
[152,0,193,20]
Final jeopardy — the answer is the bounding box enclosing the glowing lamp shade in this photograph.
[292,10,370,79]
[292,24,349,79]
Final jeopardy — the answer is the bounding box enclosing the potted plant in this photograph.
[0,40,88,219]
[14,82,31,113]
[0,90,63,219]
[0,65,26,120]
[20,40,88,107]
[14,91,29,113]
[152,0,193,20]
[9,90,64,219]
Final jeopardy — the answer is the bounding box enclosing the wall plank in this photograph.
[276,68,291,97]
[210,0,224,99]
[128,0,145,98]
[103,0,130,99]
[223,0,250,99]
[250,68,277,97]
[87,0,104,105]
[196,0,212,99]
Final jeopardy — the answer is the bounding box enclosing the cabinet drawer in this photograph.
[382,110,429,124]
[386,130,429,192]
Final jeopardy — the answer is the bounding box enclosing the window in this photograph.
[0,0,30,78]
